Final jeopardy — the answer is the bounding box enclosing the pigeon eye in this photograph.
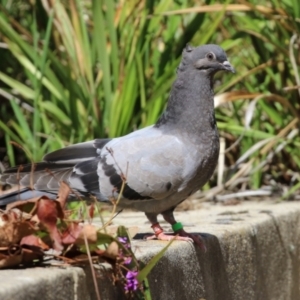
[206,53,214,61]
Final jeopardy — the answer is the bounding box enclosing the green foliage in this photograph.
[0,0,217,163]
[0,0,299,193]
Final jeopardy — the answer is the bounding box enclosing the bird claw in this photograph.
[145,230,206,251]
[146,232,193,242]
[146,222,206,251]
[175,229,207,251]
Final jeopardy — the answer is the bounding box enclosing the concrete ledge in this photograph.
[0,201,300,300]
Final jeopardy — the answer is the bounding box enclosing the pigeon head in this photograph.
[177,44,235,75]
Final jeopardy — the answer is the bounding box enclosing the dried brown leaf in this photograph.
[0,252,22,269]
[56,181,70,209]
[103,241,119,259]
[61,222,83,245]
[33,198,63,251]
[75,224,97,245]
[6,196,42,212]
[21,235,49,250]
[88,204,95,220]
[0,211,36,246]
[0,244,22,268]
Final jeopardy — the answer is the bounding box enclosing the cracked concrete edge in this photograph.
[0,202,299,300]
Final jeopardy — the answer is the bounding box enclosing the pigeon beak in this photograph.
[222,61,235,73]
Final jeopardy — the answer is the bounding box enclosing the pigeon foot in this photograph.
[174,229,206,251]
[146,232,193,242]
[146,222,206,251]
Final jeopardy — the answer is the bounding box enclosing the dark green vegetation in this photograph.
[0,0,299,196]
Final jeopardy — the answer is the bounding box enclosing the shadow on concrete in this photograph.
[133,232,233,300]
[197,233,233,300]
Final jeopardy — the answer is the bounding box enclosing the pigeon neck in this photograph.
[155,72,216,134]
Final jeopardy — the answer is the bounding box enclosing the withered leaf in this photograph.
[6,197,42,212]
[0,252,22,269]
[75,224,98,245]
[61,222,83,245]
[21,235,49,250]
[33,198,63,251]
[88,204,95,221]
[56,181,70,209]
[102,241,119,259]
[0,211,36,246]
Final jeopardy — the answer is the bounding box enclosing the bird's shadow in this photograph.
[132,231,233,300]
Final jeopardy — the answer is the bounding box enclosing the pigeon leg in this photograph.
[161,208,206,251]
[145,212,166,240]
[145,212,202,246]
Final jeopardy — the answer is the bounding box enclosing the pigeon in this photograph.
[0,44,235,249]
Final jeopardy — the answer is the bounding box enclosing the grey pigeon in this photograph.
[0,44,235,248]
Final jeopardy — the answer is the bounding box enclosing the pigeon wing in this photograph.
[70,126,186,202]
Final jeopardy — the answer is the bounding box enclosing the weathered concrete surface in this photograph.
[0,201,300,300]
[0,267,87,300]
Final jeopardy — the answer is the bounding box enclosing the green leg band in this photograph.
[172,222,183,232]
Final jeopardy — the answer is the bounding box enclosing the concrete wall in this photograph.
[0,201,299,300]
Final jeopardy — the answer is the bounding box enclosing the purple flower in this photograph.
[124,257,132,265]
[118,236,130,249]
[118,237,127,243]
[125,270,139,291]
